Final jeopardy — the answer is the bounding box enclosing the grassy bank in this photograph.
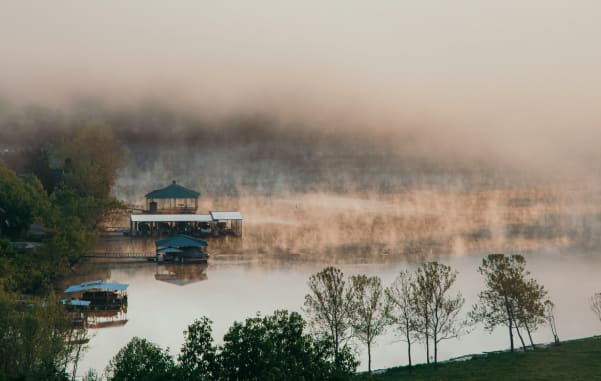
[367,336,601,381]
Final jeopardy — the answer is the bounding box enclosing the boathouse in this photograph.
[130,181,243,237]
[155,235,209,263]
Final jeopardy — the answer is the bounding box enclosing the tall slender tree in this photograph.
[349,274,387,374]
[303,266,355,367]
[385,270,418,367]
[413,262,465,364]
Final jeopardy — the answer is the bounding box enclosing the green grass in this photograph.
[365,336,601,381]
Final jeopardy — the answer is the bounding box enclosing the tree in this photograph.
[349,274,388,374]
[304,266,355,367]
[219,310,355,380]
[413,262,465,364]
[385,270,418,367]
[177,317,218,381]
[0,163,49,239]
[545,300,560,344]
[590,293,601,323]
[0,291,82,381]
[106,337,175,381]
[514,278,547,349]
[471,254,546,352]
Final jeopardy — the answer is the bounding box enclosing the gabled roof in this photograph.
[64,280,129,293]
[145,181,200,199]
[155,235,208,248]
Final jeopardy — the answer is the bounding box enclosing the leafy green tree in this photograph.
[304,266,355,368]
[385,270,418,367]
[0,290,79,381]
[349,274,387,374]
[177,317,218,381]
[219,310,355,381]
[0,163,49,239]
[413,262,465,364]
[106,337,175,381]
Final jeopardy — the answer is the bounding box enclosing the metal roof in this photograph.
[145,181,200,199]
[131,214,213,223]
[210,211,243,220]
[64,280,129,293]
[156,235,208,248]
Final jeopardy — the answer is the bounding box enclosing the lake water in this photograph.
[71,247,601,376]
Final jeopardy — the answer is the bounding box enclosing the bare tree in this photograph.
[349,274,387,374]
[385,270,418,367]
[544,300,560,344]
[590,293,601,323]
[304,266,355,367]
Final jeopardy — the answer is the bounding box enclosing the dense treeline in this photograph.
[86,255,560,380]
[0,122,124,380]
[87,311,356,381]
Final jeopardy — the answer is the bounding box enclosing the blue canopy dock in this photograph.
[155,235,209,263]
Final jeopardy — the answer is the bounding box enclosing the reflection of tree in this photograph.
[155,264,208,286]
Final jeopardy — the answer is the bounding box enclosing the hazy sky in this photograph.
[1,1,601,167]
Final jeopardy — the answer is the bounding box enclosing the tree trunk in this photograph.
[367,341,372,374]
[425,335,430,364]
[433,333,438,364]
[404,319,413,368]
[407,338,412,368]
[524,323,535,349]
[515,326,527,351]
[508,318,514,352]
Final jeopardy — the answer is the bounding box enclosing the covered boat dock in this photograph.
[129,181,242,237]
[130,211,243,237]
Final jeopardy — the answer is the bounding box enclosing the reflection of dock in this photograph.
[86,309,128,329]
[155,263,208,286]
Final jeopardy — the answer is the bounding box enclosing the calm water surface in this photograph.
[73,249,601,375]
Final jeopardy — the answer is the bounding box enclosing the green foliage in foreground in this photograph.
[366,336,601,381]
[105,311,357,381]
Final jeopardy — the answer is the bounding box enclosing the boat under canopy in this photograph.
[155,235,209,263]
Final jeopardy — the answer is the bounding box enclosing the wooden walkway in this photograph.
[85,251,155,260]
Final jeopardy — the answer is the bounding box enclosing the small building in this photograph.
[144,181,200,214]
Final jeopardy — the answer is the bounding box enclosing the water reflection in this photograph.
[154,264,208,286]
[86,308,128,329]
[72,251,601,375]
